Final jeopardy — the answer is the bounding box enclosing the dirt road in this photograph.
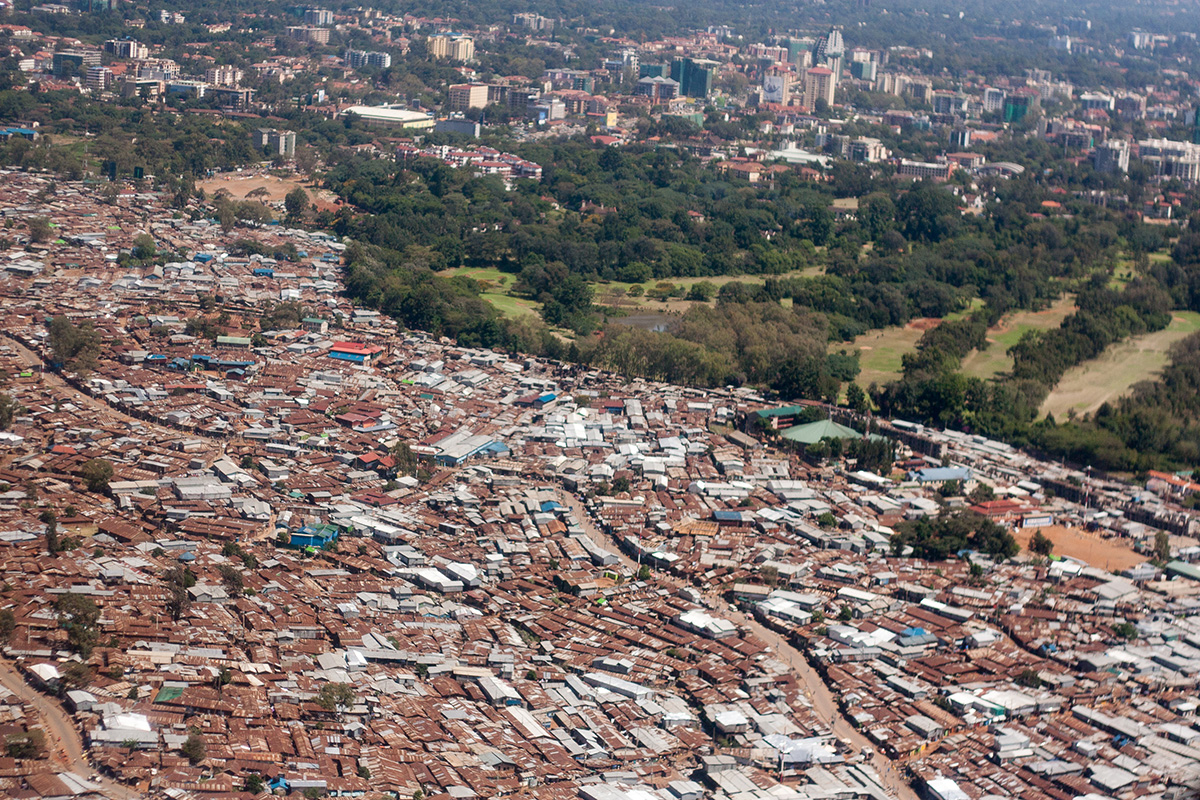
[2,332,227,446]
[731,608,919,800]
[558,489,919,800]
[0,658,138,800]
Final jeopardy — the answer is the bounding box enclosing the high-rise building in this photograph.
[761,69,791,104]
[52,49,101,78]
[1128,30,1153,50]
[287,26,331,44]
[344,48,392,69]
[205,65,243,87]
[849,60,876,81]
[949,127,972,149]
[447,83,489,111]
[1139,138,1200,181]
[670,58,715,99]
[1079,92,1115,112]
[1060,16,1090,34]
[1114,93,1146,120]
[304,8,333,26]
[814,27,844,78]
[983,87,1007,114]
[86,65,113,92]
[802,66,836,109]
[1093,139,1129,173]
[512,12,554,31]
[428,34,474,62]
[787,38,812,65]
[103,38,148,59]
[1003,91,1040,123]
[633,75,677,103]
[254,128,296,158]
[932,91,967,116]
[904,79,932,105]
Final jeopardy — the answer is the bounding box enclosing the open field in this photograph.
[1039,311,1200,419]
[831,300,986,389]
[835,322,928,388]
[199,172,340,210]
[1012,524,1144,571]
[480,291,540,319]
[1110,250,1172,289]
[437,264,826,320]
[959,296,1078,380]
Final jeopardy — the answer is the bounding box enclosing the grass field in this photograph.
[831,299,986,389]
[1039,311,1200,419]
[959,296,1078,380]
[480,291,540,318]
[436,265,827,320]
[835,323,928,388]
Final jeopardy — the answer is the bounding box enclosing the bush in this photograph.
[181,733,206,764]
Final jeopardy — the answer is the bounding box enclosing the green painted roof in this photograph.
[1166,560,1200,582]
[754,405,808,419]
[780,418,879,444]
[154,686,184,703]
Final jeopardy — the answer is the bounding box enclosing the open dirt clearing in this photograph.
[1013,524,1144,571]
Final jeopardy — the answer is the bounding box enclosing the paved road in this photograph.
[558,489,919,800]
[0,658,138,799]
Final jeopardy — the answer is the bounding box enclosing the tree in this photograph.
[891,511,1019,561]
[5,728,45,759]
[60,661,93,689]
[181,733,206,764]
[41,509,59,555]
[218,564,244,597]
[48,316,101,375]
[81,459,114,493]
[1112,621,1137,640]
[132,233,156,260]
[357,765,371,779]
[1028,530,1053,556]
[0,393,21,429]
[845,382,870,415]
[0,608,14,643]
[968,483,996,504]
[26,216,51,243]
[1015,668,1042,689]
[244,774,266,794]
[285,187,310,221]
[636,564,651,581]
[687,281,717,302]
[316,682,355,715]
[1153,531,1171,563]
[775,355,838,403]
[55,593,100,657]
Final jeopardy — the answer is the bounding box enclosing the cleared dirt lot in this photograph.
[1013,524,1144,571]
[198,172,341,210]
